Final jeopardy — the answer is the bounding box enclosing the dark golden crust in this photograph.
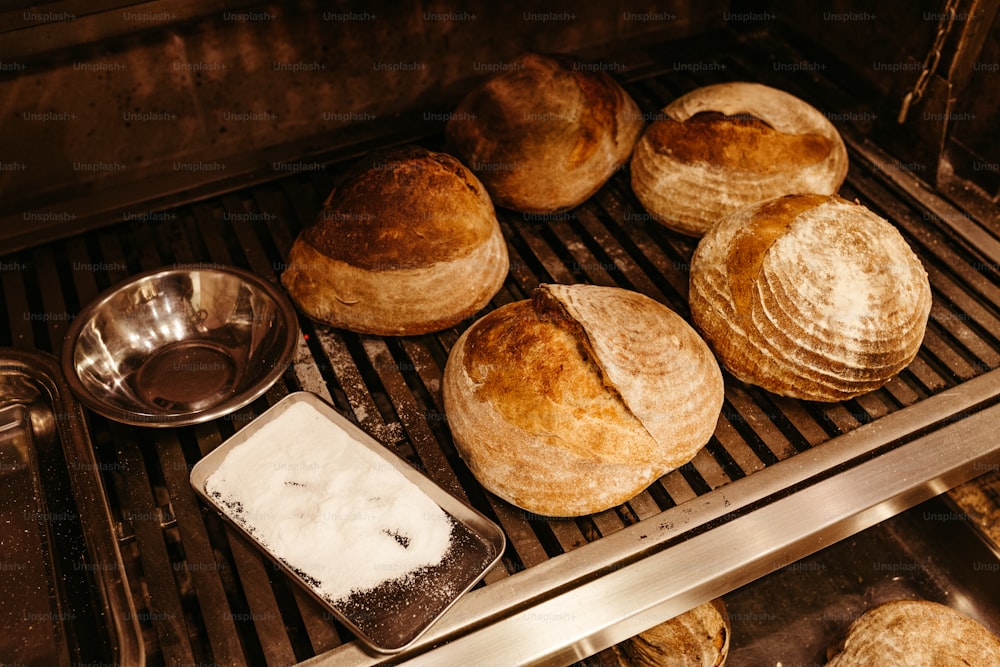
[301,146,493,270]
[445,52,643,214]
[443,283,723,517]
[644,111,836,173]
[280,145,509,336]
[629,81,849,237]
[553,55,624,171]
[461,298,641,448]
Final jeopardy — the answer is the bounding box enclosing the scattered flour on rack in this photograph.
[205,400,454,602]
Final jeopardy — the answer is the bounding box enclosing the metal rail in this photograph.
[306,368,1000,666]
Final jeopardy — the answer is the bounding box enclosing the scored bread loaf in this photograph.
[826,600,1000,666]
[630,81,848,237]
[442,283,723,517]
[280,145,508,335]
[445,52,644,214]
[689,194,931,402]
[614,599,731,667]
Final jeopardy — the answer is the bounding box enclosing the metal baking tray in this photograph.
[0,348,144,666]
[722,494,1000,666]
[189,391,506,654]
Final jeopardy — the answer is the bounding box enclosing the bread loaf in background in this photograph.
[826,600,1000,666]
[443,283,723,517]
[614,599,730,667]
[445,52,644,214]
[689,194,931,402]
[280,146,508,336]
[631,81,848,237]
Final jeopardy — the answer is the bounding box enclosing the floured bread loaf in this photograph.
[689,194,931,402]
[442,283,723,517]
[280,146,508,335]
[826,600,1000,666]
[445,52,644,214]
[631,81,848,236]
[615,599,730,667]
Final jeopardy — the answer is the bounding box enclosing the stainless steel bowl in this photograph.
[62,266,298,427]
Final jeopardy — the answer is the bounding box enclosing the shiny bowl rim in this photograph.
[61,265,299,428]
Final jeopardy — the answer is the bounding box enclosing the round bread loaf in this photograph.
[689,194,931,402]
[280,146,508,335]
[631,81,848,237]
[826,600,1000,666]
[615,599,730,667]
[445,52,644,214]
[442,283,723,517]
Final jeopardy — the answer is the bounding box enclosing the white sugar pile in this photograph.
[205,400,454,602]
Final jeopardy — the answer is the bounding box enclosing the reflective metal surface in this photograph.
[189,391,506,654]
[303,367,1000,666]
[0,348,144,666]
[62,266,298,427]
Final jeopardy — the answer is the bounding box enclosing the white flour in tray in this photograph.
[205,400,454,602]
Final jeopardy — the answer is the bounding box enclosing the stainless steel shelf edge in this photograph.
[842,129,1000,256]
[403,413,999,667]
[303,368,1000,666]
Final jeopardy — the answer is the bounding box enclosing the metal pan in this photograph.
[189,391,506,654]
[0,348,144,666]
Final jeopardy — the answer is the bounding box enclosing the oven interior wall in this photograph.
[5,0,997,252]
[0,0,726,251]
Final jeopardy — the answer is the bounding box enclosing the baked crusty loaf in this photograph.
[689,194,931,402]
[614,599,730,667]
[826,600,1000,666]
[689,195,931,401]
[280,146,508,335]
[442,283,723,517]
[631,81,848,237]
[445,52,644,214]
